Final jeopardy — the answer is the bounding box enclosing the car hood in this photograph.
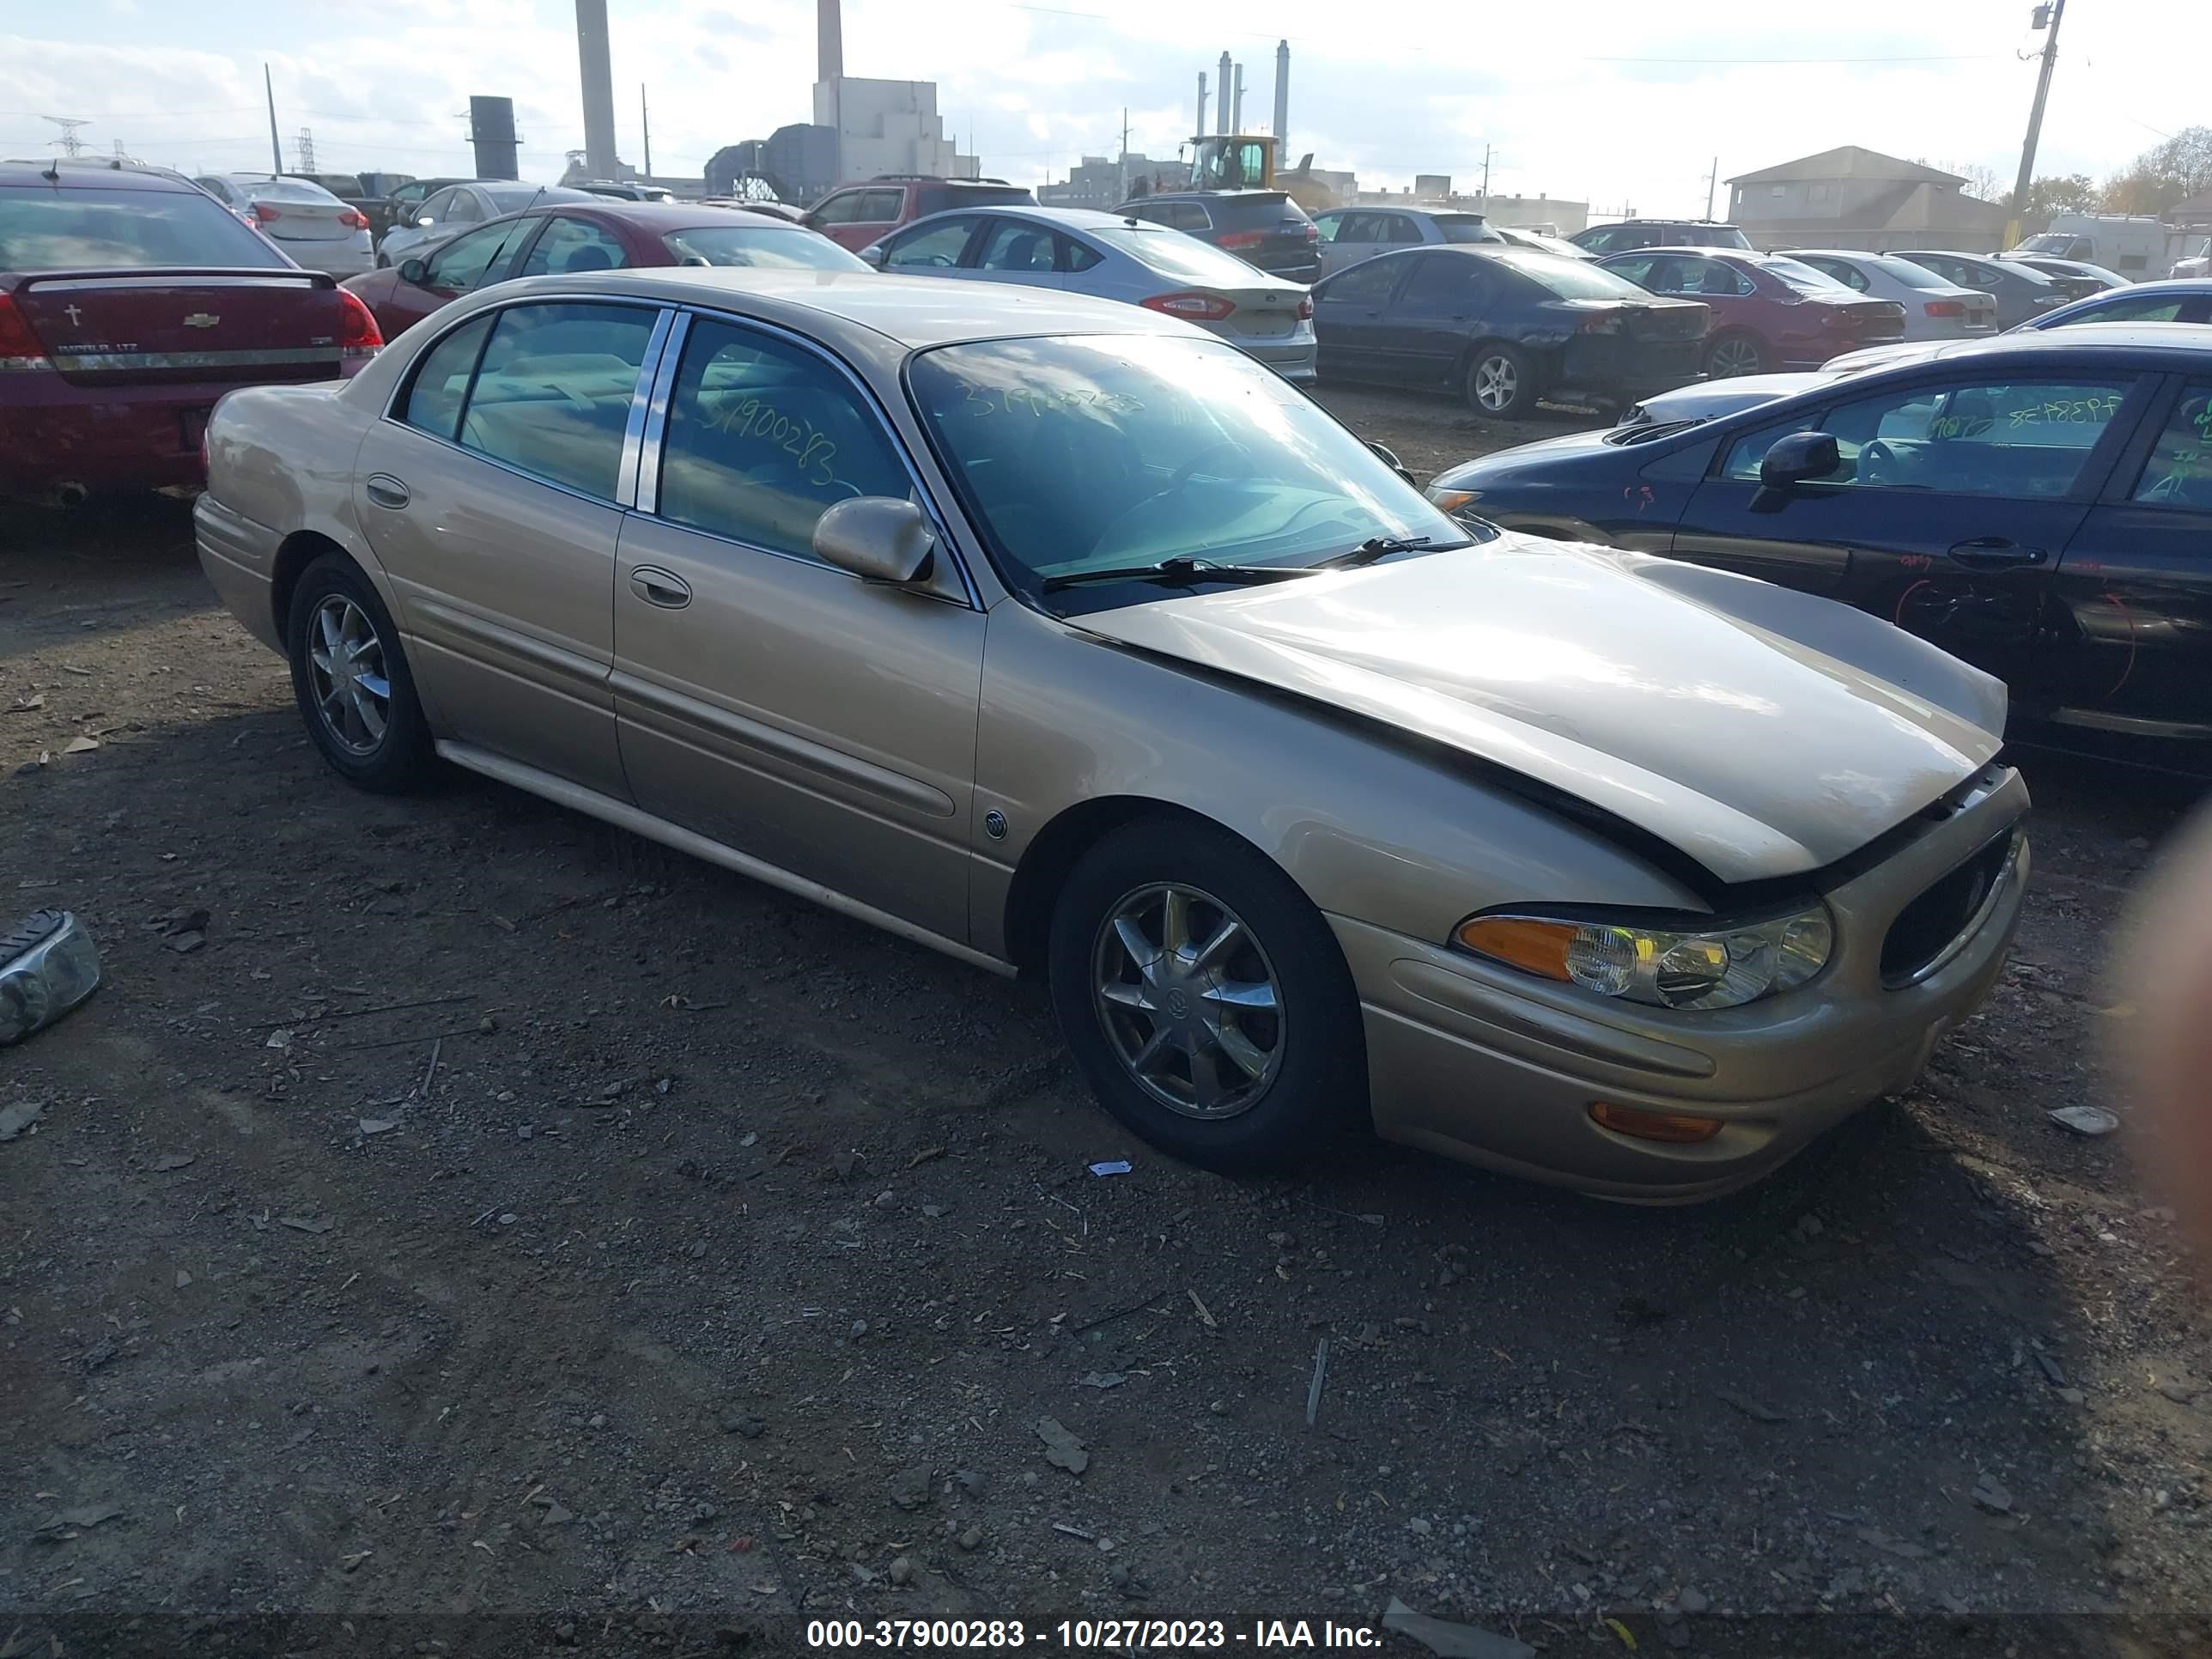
[1072,536,2006,885]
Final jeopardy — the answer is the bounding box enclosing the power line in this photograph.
[1577,52,2004,64]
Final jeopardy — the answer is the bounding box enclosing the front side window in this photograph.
[1312,212,1343,242]
[977,220,1059,272]
[1577,227,1617,253]
[456,302,659,499]
[885,216,977,269]
[806,191,864,227]
[654,317,912,561]
[398,314,493,441]
[853,189,906,224]
[415,188,456,225]
[2131,383,2212,509]
[906,334,1465,596]
[422,222,521,290]
[0,185,287,270]
[519,216,629,276]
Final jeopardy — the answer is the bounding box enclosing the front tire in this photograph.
[286,553,436,793]
[1464,343,1536,418]
[1047,817,1368,1172]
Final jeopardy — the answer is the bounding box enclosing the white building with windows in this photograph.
[811,77,978,184]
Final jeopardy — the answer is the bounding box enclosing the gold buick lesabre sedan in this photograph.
[195,268,2028,1200]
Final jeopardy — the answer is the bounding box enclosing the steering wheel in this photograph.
[1858,438,1900,489]
[1171,441,1255,489]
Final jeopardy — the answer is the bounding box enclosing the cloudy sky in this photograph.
[3,0,2202,215]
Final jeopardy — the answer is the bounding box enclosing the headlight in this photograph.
[1454,902,1832,1011]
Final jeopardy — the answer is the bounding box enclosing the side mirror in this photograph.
[415,214,434,228]
[398,258,428,286]
[859,244,888,269]
[1368,440,1418,489]
[813,496,936,584]
[1759,430,1838,489]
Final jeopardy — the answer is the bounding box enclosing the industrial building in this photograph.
[1726,146,2007,252]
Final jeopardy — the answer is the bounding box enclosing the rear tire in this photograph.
[286,553,437,793]
[1047,817,1368,1172]
[1704,331,1765,379]
[1463,343,1537,418]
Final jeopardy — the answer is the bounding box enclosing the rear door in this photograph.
[969,218,1063,289]
[1674,368,2151,696]
[1311,253,1408,381]
[2049,374,2212,744]
[351,298,668,798]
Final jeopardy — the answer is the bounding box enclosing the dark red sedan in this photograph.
[1596,246,1906,379]
[0,158,381,507]
[341,199,869,342]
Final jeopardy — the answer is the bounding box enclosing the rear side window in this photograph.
[1398,253,1487,307]
[0,185,287,270]
[653,316,911,562]
[456,302,659,500]
[399,315,493,441]
[2072,292,2187,325]
[806,191,866,227]
[977,220,1056,272]
[1060,236,1102,273]
[519,216,629,276]
[854,189,905,223]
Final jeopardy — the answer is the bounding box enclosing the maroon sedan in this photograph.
[342,200,869,342]
[1597,246,1906,379]
[0,158,381,507]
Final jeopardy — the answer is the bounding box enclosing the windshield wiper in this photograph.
[1041,555,1314,592]
[1312,534,1449,569]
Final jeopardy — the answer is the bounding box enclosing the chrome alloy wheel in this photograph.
[307,595,392,756]
[1707,335,1763,378]
[1091,883,1285,1120]
[1471,354,1520,412]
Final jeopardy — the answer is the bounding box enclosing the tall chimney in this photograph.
[1231,63,1244,131]
[1273,40,1289,148]
[818,0,843,83]
[1216,51,1231,134]
[574,0,617,178]
[1195,71,1208,138]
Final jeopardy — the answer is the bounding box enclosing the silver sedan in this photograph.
[860,205,1316,381]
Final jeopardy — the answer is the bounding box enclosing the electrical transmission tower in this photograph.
[295,127,316,172]
[44,116,91,156]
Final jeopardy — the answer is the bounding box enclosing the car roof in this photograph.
[1605,244,1759,259]
[0,158,198,191]
[1824,324,2212,374]
[495,267,1187,355]
[900,204,1145,231]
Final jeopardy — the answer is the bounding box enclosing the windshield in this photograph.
[483,183,587,210]
[906,334,1464,598]
[660,225,867,270]
[1867,254,1948,289]
[1435,216,1502,244]
[1507,250,1650,300]
[0,186,289,270]
[1764,255,1850,295]
[2016,234,2074,253]
[1093,224,1264,285]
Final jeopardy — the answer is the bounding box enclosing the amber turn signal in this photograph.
[1454,915,1574,980]
[1588,1102,1726,1145]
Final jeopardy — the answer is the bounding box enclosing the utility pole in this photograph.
[42,116,90,157]
[1480,144,1492,214]
[1705,155,1718,220]
[641,84,653,179]
[1118,107,1129,202]
[2006,0,2066,247]
[264,64,283,173]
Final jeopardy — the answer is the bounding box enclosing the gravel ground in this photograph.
[3,394,2209,1659]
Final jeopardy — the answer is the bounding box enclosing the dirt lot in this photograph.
[3,392,2211,1659]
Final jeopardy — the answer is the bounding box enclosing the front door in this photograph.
[1370,250,1494,389]
[374,218,532,338]
[2051,374,2212,745]
[1674,369,2149,698]
[1311,253,1407,382]
[611,313,986,940]
[352,298,666,798]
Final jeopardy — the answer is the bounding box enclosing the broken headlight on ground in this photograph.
[0,910,103,1045]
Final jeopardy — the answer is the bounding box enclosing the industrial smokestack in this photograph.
[1273,39,1289,147]
[574,0,617,179]
[1195,71,1208,138]
[469,94,520,180]
[818,0,843,83]
[1231,63,1244,131]
[1216,52,1231,134]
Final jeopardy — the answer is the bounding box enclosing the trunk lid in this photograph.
[8,269,349,386]
[240,179,362,243]
[1619,299,1708,342]
[1214,283,1308,340]
[1070,536,2006,884]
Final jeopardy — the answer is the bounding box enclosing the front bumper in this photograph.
[1337,765,2030,1200]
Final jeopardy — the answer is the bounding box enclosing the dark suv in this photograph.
[805,176,1035,251]
[1113,191,1321,283]
[1571,220,1752,256]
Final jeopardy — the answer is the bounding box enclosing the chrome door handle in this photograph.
[364,474,410,509]
[628,567,691,608]
[1946,538,2047,568]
